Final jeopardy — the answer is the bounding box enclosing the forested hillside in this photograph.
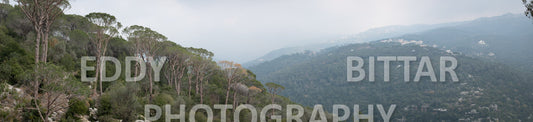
[0,2,316,122]
[250,41,533,121]
[250,14,533,121]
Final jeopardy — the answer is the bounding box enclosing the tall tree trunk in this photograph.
[167,66,174,88]
[148,62,153,103]
[174,75,181,95]
[177,78,181,95]
[188,73,193,97]
[94,40,101,96]
[41,30,49,62]
[33,28,44,121]
[233,90,237,110]
[99,61,103,95]
[93,57,100,97]
[100,38,109,94]
[204,79,209,103]
[176,69,183,95]
[195,71,200,94]
[33,68,45,122]
[134,53,139,82]
[34,29,41,65]
[200,79,204,104]
[177,67,185,95]
[164,69,172,91]
[225,78,232,105]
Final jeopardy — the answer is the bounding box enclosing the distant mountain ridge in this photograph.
[241,19,459,67]
[244,13,528,68]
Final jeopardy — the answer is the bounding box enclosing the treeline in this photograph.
[0,1,305,121]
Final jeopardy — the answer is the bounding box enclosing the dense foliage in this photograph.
[0,3,318,121]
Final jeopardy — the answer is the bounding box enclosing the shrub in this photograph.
[64,98,89,120]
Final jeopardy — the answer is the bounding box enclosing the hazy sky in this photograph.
[65,0,524,63]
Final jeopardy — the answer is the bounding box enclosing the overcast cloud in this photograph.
[65,0,524,63]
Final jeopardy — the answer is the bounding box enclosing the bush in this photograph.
[97,82,140,122]
[64,98,89,120]
[0,25,32,85]
[153,93,175,106]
